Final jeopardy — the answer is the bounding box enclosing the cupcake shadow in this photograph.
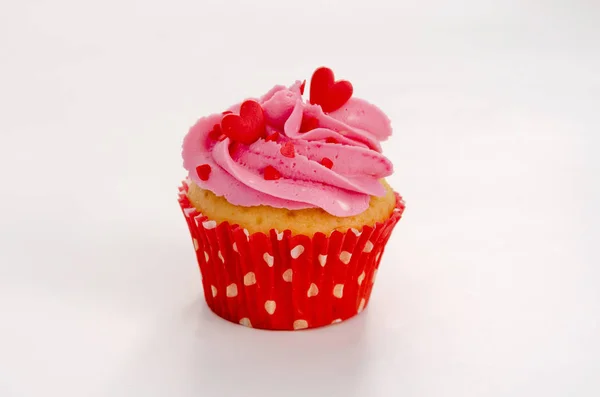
[103,297,372,397]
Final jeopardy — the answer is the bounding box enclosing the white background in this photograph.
[1,0,599,396]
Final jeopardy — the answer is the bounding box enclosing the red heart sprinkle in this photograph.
[320,157,334,169]
[264,165,281,181]
[208,124,224,140]
[221,100,266,145]
[299,115,319,133]
[265,131,280,142]
[229,141,239,156]
[309,67,353,113]
[280,141,295,158]
[325,137,339,144]
[299,80,306,95]
[196,164,212,181]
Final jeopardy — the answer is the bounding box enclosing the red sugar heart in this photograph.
[265,131,280,142]
[320,157,334,169]
[208,124,225,141]
[299,115,319,133]
[325,137,339,144]
[264,165,281,181]
[280,141,295,158]
[196,164,212,181]
[309,67,353,113]
[229,141,239,156]
[221,100,266,145]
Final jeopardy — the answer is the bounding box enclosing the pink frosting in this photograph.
[182,81,394,217]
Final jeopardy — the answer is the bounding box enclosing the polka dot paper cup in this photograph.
[178,182,405,330]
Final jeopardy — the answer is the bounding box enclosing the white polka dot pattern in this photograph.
[264,300,276,315]
[358,298,366,313]
[184,206,195,215]
[293,320,308,330]
[202,220,217,230]
[318,254,328,267]
[291,245,305,259]
[263,252,274,267]
[226,283,238,297]
[282,269,293,282]
[179,180,405,331]
[244,272,256,286]
[340,251,352,265]
[333,284,344,298]
[357,271,366,285]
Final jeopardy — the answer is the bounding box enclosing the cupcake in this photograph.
[179,67,405,330]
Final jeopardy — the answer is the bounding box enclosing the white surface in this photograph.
[1,0,599,396]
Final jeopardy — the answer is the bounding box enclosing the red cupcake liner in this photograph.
[178,181,405,331]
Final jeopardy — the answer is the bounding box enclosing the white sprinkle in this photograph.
[202,220,217,230]
[239,318,252,327]
[282,269,293,282]
[264,300,276,315]
[375,252,381,262]
[340,251,352,265]
[193,238,199,251]
[363,241,374,253]
[291,245,305,259]
[226,283,238,297]
[351,228,361,237]
[204,251,209,262]
[233,242,238,252]
[307,283,319,297]
[318,254,328,267]
[277,230,284,241]
[372,269,378,284]
[333,284,344,298]
[211,285,217,297]
[332,319,342,324]
[263,252,274,267]
[218,251,224,262]
[293,319,309,330]
[358,271,366,285]
[244,272,256,286]
[358,298,366,313]
[243,229,250,239]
